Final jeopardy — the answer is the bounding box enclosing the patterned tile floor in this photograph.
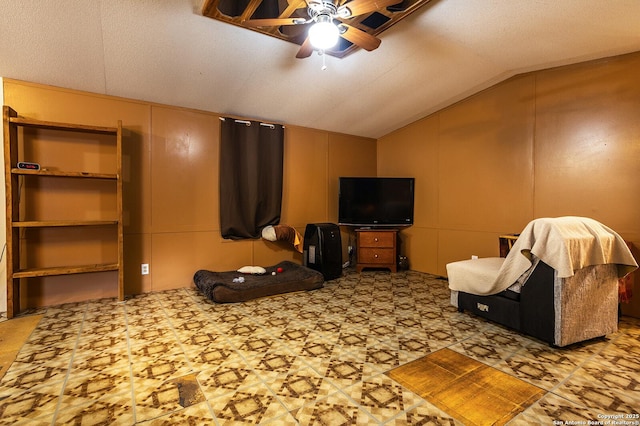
[0,269,638,425]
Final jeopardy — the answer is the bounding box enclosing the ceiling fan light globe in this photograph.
[309,21,339,50]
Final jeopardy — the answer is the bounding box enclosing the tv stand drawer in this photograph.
[358,232,395,248]
[358,248,395,264]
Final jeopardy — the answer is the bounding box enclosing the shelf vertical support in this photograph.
[116,120,124,301]
[4,106,20,318]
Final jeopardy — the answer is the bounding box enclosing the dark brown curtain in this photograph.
[219,118,284,240]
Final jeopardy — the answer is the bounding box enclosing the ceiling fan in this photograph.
[243,0,401,59]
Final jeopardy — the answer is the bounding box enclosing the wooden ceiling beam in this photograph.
[279,0,307,19]
[201,0,219,18]
[240,0,266,22]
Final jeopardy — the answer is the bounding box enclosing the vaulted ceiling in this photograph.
[0,0,639,138]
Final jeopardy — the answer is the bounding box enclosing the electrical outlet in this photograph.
[471,255,478,260]
[141,263,149,275]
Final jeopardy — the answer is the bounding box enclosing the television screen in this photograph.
[338,177,415,227]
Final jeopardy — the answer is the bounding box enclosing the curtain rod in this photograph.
[219,117,284,129]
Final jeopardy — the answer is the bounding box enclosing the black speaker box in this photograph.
[303,223,342,280]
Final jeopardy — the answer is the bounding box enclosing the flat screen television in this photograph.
[338,177,415,227]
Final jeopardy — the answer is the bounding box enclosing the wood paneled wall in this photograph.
[3,50,639,310]
[378,52,640,280]
[2,79,376,308]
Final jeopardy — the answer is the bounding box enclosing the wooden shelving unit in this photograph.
[3,106,123,318]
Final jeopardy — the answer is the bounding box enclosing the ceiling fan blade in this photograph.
[337,0,401,18]
[339,24,381,51]
[296,37,314,58]
[243,17,306,27]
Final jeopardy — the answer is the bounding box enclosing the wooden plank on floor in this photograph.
[0,315,43,380]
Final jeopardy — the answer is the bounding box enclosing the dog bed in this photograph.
[193,260,325,303]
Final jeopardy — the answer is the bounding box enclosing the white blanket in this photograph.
[447,216,638,296]
[447,257,505,295]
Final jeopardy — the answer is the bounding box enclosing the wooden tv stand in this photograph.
[356,228,398,273]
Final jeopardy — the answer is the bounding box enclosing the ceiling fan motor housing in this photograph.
[308,1,338,19]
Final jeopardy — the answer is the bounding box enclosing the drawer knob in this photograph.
[374,238,379,242]
[374,254,379,258]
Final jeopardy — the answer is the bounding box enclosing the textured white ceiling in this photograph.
[0,0,639,138]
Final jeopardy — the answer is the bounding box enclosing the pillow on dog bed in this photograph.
[193,260,324,303]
